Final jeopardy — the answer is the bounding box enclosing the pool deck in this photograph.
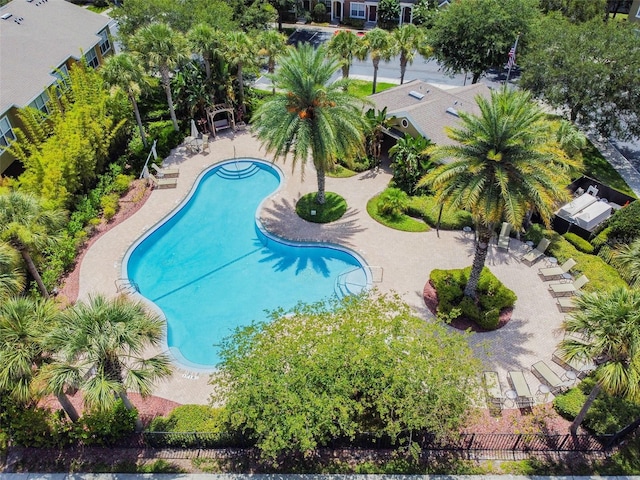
[79,131,569,406]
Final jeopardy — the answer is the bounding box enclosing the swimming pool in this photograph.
[125,159,370,368]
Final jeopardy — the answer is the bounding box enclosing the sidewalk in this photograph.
[587,133,640,197]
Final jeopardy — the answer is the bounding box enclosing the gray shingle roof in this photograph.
[368,79,492,145]
[0,0,111,115]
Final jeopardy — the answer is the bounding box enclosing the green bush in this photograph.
[563,232,594,253]
[149,405,224,433]
[603,201,640,244]
[554,378,640,435]
[100,193,119,221]
[377,187,409,218]
[0,397,73,448]
[367,194,429,232]
[313,2,327,21]
[430,267,516,330]
[74,400,137,446]
[408,195,472,230]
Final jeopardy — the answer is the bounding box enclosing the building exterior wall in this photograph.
[630,0,640,22]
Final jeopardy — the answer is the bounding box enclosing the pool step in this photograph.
[334,267,368,298]
[216,162,261,179]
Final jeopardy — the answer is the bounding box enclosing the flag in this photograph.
[506,45,516,69]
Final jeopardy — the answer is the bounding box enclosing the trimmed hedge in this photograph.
[430,267,517,330]
[563,232,594,254]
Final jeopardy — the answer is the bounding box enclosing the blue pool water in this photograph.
[126,159,369,368]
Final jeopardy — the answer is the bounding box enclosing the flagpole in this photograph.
[505,34,520,85]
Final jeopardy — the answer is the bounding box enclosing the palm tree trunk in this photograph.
[130,94,148,148]
[204,54,212,81]
[400,57,407,84]
[316,168,326,205]
[570,383,601,436]
[342,65,349,79]
[472,71,481,84]
[119,391,144,432]
[161,69,179,132]
[57,392,80,422]
[372,59,380,94]
[20,248,48,299]
[463,224,491,299]
[237,63,246,116]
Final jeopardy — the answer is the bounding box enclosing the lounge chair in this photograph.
[483,371,504,411]
[531,360,566,394]
[538,258,577,281]
[508,371,534,408]
[552,349,595,379]
[557,296,578,312]
[151,163,179,178]
[497,222,511,251]
[148,173,178,189]
[521,238,551,266]
[549,274,589,297]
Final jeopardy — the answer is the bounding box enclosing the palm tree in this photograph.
[0,242,25,300]
[393,23,425,85]
[389,133,433,194]
[221,31,256,118]
[101,52,150,148]
[611,238,640,288]
[0,192,66,299]
[44,294,172,430]
[357,28,398,94]
[557,287,640,435]
[0,297,81,419]
[364,107,394,168]
[257,29,289,95]
[327,30,359,80]
[419,88,580,299]
[131,23,189,132]
[252,44,368,205]
[187,23,221,81]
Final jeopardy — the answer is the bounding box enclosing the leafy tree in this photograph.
[220,31,257,117]
[520,16,640,140]
[173,61,216,121]
[539,0,607,22]
[389,134,433,194]
[412,0,438,27]
[378,0,401,29]
[101,52,150,148]
[429,0,539,83]
[558,287,640,435]
[212,291,481,462]
[43,295,173,430]
[0,192,66,299]
[0,242,25,300]
[393,23,427,85]
[257,29,289,94]
[364,107,394,168]
[327,30,359,80]
[356,28,398,94]
[131,23,189,132]
[251,44,368,205]
[418,88,580,299]
[268,0,297,31]
[237,0,278,31]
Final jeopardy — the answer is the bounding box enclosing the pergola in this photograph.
[206,104,235,137]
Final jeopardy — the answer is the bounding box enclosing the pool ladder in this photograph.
[115,278,139,294]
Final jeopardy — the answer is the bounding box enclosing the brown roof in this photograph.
[368,79,492,145]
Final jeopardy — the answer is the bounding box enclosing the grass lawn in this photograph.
[296,191,347,223]
[348,80,397,99]
[581,140,637,198]
[367,194,429,232]
[327,164,358,178]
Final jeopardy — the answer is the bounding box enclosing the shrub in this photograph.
[313,2,327,21]
[100,193,120,221]
[430,267,516,330]
[563,232,594,253]
[74,400,137,446]
[603,201,640,245]
[149,405,224,433]
[377,188,409,218]
[0,398,73,448]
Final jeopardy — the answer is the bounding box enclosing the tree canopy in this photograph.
[520,15,640,141]
[212,291,481,462]
[429,0,539,83]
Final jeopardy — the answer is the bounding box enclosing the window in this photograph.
[98,29,111,55]
[84,48,99,69]
[29,91,50,114]
[0,116,16,148]
[52,64,70,95]
[350,2,365,18]
[636,5,640,18]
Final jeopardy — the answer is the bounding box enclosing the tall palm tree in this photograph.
[252,44,368,205]
[364,107,394,168]
[257,29,289,95]
[611,238,640,288]
[44,294,172,430]
[393,23,425,85]
[327,30,359,80]
[101,52,150,148]
[221,31,256,118]
[357,28,398,94]
[0,192,66,299]
[0,297,81,419]
[557,287,640,435]
[187,23,221,81]
[419,88,580,299]
[131,23,189,132]
[0,242,25,300]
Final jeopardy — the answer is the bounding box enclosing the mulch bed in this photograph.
[422,279,512,331]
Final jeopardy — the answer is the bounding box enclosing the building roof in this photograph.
[0,0,111,115]
[368,79,492,146]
